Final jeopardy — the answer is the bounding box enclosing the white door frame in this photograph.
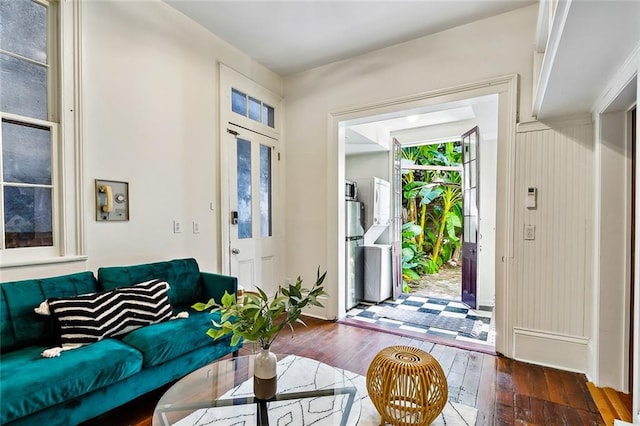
[328,75,518,357]
[219,64,283,286]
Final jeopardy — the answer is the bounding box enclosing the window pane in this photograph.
[237,138,252,239]
[260,144,272,237]
[2,120,52,184]
[4,186,53,248]
[262,104,275,128]
[0,53,48,120]
[0,0,47,63]
[248,97,261,122]
[231,89,247,116]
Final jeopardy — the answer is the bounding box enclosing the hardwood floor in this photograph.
[86,317,604,425]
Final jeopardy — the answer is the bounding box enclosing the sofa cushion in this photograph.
[46,279,173,349]
[0,339,143,424]
[1,271,98,353]
[98,258,202,307]
[121,309,228,367]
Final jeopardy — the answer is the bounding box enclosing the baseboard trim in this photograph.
[513,327,589,373]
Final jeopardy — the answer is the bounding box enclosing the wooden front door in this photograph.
[462,127,479,308]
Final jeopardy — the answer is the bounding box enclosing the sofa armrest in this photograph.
[200,272,238,303]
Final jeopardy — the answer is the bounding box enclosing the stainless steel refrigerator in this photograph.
[345,200,364,310]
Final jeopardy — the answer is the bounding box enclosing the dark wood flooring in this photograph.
[85,317,605,425]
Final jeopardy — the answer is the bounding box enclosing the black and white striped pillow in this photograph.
[47,279,173,348]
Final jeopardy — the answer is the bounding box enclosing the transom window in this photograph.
[231,88,275,128]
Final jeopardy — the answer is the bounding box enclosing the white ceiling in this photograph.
[534,0,640,118]
[344,94,498,155]
[165,0,534,76]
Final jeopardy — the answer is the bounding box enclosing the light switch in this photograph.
[524,224,535,240]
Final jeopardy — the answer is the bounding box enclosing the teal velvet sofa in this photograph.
[0,258,240,426]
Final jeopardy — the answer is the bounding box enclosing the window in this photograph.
[0,0,84,265]
[231,88,275,128]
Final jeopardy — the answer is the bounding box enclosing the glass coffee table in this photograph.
[153,354,361,426]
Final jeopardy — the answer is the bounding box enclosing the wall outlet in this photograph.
[524,224,535,240]
[173,220,182,233]
[192,220,200,234]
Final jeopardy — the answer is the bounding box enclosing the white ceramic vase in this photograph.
[254,348,277,400]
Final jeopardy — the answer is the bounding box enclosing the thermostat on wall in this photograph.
[526,187,537,209]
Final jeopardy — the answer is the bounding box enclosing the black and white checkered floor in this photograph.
[345,294,495,347]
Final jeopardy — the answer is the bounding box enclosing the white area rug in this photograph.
[174,355,477,425]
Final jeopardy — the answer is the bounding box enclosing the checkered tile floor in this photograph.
[345,294,495,347]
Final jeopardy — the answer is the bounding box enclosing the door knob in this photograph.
[231,248,240,254]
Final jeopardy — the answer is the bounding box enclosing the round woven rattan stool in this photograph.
[366,345,448,425]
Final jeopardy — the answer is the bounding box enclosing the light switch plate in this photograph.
[524,224,535,240]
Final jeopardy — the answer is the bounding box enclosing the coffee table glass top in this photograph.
[153,354,361,426]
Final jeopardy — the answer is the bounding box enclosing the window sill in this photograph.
[1,255,88,269]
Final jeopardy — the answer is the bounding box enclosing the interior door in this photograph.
[392,138,403,300]
[228,126,277,294]
[462,126,479,308]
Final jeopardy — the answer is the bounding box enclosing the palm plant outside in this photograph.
[401,142,463,286]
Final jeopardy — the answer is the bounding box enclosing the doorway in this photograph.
[595,75,637,394]
[218,64,284,295]
[340,95,499,351]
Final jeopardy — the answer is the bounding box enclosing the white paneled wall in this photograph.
[511,119,593,370]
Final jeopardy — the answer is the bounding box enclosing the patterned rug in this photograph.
[346,294,494,346]
[174,355,477,425]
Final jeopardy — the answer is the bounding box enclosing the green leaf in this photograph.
[257,286,269,301]
[230,334,241,347]
[221,291,235,308]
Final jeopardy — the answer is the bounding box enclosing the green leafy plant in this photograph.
[192,269,327,349]
[401,141,463,277]
[401,222,429,281]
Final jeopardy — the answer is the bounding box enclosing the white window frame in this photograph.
[0,0,86,268]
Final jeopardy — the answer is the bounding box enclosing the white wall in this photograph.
[2,0,282,281]
[596,110,631,390]
[283,5,536,318]
[512,119,593,372]
[346,152,390,183]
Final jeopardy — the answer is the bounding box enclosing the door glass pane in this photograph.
[470,159,476,188]
[470,188,477,215]
[4,186,53,248]
[2,120,52,184]
[464,164,470,188]
[248,97,261,122]
[260,144,272,237]
[262,104,275,128]
[231,89,247,116]
[469,131,477,160]
[464,216,470,242]
[237,138,252,239]
[0,0,47,63]
[463,188,470,216]
[463,137,470,163]
[0,53,48,120]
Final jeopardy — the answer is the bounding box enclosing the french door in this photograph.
[462,126,479,308]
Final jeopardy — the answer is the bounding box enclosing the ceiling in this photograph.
[164,0,534,76]
[344,94,498,155]
[534,0,640,118]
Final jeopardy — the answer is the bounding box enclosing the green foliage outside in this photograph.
[401,142,463,286]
